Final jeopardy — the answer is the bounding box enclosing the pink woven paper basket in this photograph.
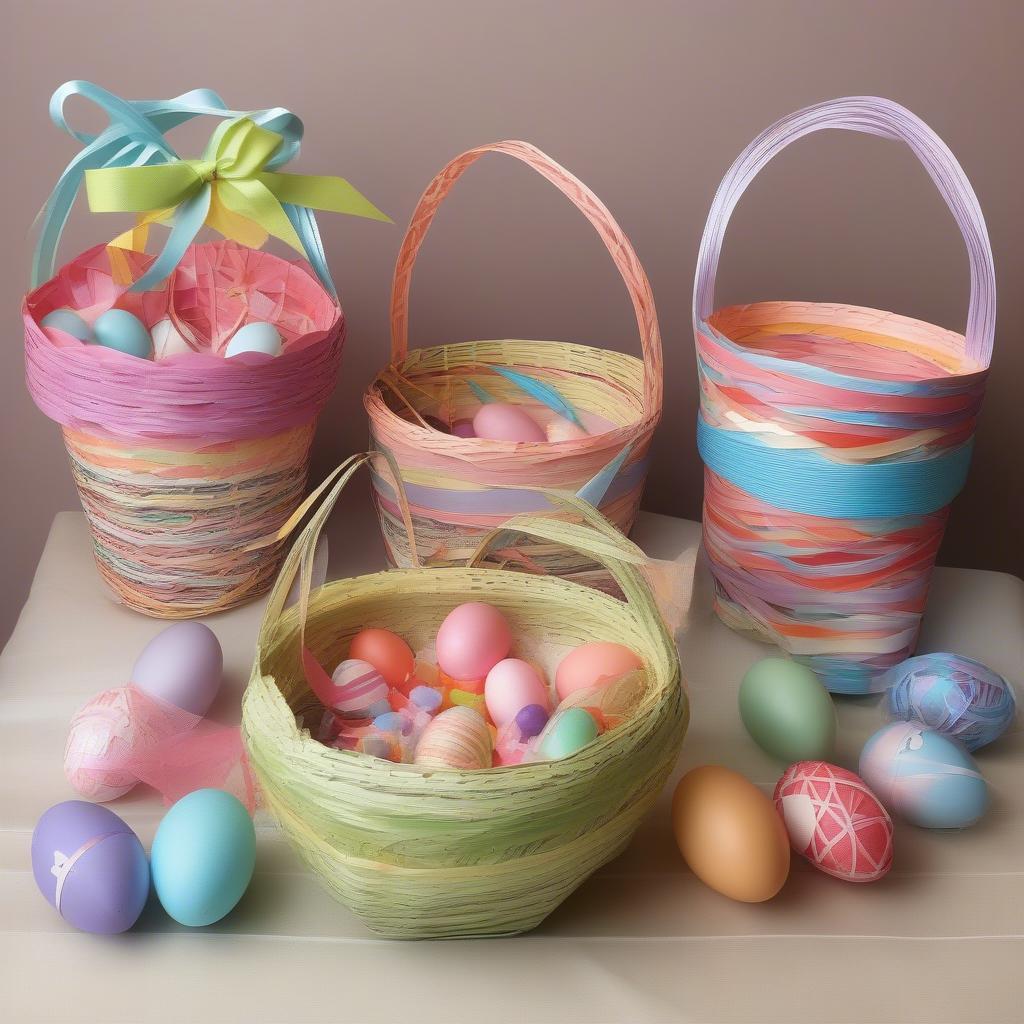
[25,241,344,617]
[692,98,995,694]
[365,141,662,583]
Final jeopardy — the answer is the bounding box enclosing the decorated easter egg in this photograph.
[31,801,149,933]
[450,419,476,438]
[859,721,989,829]
[224,320,282,358]
[436,602,512,680]
[92,309,153,358]
[555,642,642,702]
[884,653,1016,751]
[739,657,836,761]
[672,765,790,902]
[285,534,329,608]
[151,788,256,926]
[774,762,893,883]
[536,707,599,760]
[472,402,546,442]
[131,621,223,717]
[152,318,194,359]
[350,628,414,689]
[64,685,185,801]
[484,659,551,727]
[414,706,493,770]
[328,659,392,719]
[545,416,588,442]
[41,307,92,342]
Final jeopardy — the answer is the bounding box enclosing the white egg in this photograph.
[224,321,283,358]
[152,319,194,359]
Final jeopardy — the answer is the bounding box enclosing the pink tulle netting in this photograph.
[74,685,257,813]
[24,240,344,442]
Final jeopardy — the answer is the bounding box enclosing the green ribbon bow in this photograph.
[84,115,390,293]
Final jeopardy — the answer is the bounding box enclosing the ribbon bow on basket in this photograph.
[33,80,391,296]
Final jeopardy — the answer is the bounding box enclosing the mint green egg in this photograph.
[538,708,599,760]
[739,657,836,761]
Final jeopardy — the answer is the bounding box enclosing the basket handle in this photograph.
[255,451,420,656]
[692,96,996,367]
[389,140,663,412]
[466,493,686,635]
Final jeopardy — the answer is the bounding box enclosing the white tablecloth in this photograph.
[1,505,1020,1023]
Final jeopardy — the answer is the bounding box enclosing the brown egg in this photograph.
[672,765,790,902]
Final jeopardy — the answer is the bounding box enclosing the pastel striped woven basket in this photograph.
[25,240,343,617]
[365,141,662,583]
[242,453,687,939]
[693,97,995,694]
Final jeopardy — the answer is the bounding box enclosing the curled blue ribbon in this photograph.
[33,80,338,297]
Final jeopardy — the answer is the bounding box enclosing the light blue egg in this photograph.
[41,308,92,342]
[151,789,256,927]
[224,321,282,358]
[859,721,989,829]
[92,309,153,359]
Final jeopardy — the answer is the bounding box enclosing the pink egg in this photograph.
[472,403,546,442]
[555,642,643,701]
[484,659,551,727]
[546,417,589,442]
[436,603,513,680]
[64,686,186,802]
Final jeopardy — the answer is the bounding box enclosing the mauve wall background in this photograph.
[2,0,1022,644]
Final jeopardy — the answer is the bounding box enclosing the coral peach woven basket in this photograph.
[365,141,662,586]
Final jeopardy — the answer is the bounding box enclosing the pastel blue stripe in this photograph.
[697,415,972,517]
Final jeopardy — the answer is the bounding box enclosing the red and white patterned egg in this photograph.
[774,761,893,883]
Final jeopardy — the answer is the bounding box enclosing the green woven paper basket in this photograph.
[242,453,688,939]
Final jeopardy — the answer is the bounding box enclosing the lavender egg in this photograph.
[884,653,1016,751]
[131,622,223,716]
[31,801,149,933]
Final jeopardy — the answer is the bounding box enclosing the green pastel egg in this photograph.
[538,707,599,760]
[739,657,836,761]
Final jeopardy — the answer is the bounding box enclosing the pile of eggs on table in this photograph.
[41,306,284,359]
[672,653,1016,902]
[33,623,257,934]
[310,601,644,769]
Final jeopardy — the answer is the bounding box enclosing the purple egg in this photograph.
[131,622,223,716]
[515,703,550,739]
[450,419,476,438]
[31,801,149,934]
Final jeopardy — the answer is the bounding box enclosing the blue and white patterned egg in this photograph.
[859,721,989,829]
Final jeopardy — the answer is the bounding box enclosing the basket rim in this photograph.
[700,299,989,391]
[364,338,660,454]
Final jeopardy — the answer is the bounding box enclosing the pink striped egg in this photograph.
[329,659,391,719]
[414,706,493,770]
